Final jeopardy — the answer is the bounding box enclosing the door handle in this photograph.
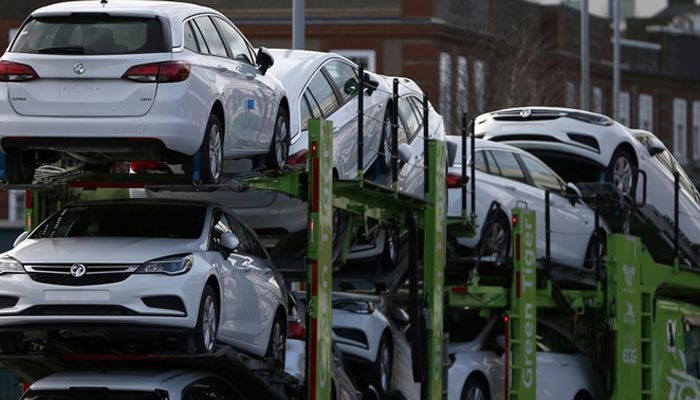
[560,361,569,366]
[216,65,228,73]
[245,73,256,80]
[505,186,516,191]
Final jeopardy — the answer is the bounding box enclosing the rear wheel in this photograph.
[478,212,510,263]
[191,285,219,353]
[5,150,35,184]
[379,107,392,172]
[267,108,290,170]
[584,232,606,280]
[184,114,224,184]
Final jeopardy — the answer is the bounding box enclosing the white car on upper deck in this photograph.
[0,0,288,183]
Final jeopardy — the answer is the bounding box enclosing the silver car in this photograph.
[0,1,288,183]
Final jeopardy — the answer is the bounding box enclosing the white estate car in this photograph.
[630,129,700,246]
[447,315,602,400]
[476,107,638,196]
[0,199,287,360]
[448,137,606,276]
[22,369,278,399]
[0,0,288,183]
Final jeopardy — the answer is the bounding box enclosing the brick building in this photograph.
[2,0,700,225]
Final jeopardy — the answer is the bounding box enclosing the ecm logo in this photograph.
[522,216,536,389]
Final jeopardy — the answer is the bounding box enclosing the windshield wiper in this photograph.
[38,46,85,54]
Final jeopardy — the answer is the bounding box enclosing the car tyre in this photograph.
[267,107,290,170]
[379,107,393,173]
[478,212,510,264]
[5,150,35,184]
[191,285,219,354]
[460,375,490,400]
[370,333,393,393]
[378,228,400,271]
[584,232,606,280]
[266,312,286,366]
[574,391,593,400]
[607,148,636,196]
[184,114,224,184]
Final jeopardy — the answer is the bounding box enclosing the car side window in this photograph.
[184,21,199,52]
[474,150,488,173]
[212,17,253,64]
[398,97,422,142]
[242,225,267,259]
[536,324,577,354]
[194,17,228,58]
[209,211,233,254]
[519,155,566,192]
[489,150,527,183]
[322,60,358,104]
[226,217,254,255]
[190,20,210,54]
[306,71,340,118]
[300,95,314,131]
[187,378,245,400]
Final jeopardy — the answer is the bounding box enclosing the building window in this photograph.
[693,101,700,160]
[456,56,468,123]
[565,81,577,108]
[592,87,603,114]
[618,91,630,126]
[330,49,376,71]
[439,52,452,131]
[474,60,485,115]
[674,98,688,162]
[7,190,25,225]
[638,94,653,131]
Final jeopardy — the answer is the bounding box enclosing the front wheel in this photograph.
[607,148,635,196]
[460,375,490,400]
[190,285,219,353]
[370,334,393,393]
[584,232,606,281]
[267,108,290,170]
[184,114,224,184]
[266,312,286,366]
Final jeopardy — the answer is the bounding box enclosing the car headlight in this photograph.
[0,258,25,275]
[333,299,375,314]
[137,255,193,276]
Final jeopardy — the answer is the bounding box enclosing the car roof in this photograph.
[29,369,209,391]
[268,49,354,97]
[63,198,216,208]
[446,136,532,156]
[31,0,218,21]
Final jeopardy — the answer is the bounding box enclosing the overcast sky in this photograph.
[529,0,669,17]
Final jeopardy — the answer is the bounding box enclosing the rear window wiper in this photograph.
[38,46,85,54]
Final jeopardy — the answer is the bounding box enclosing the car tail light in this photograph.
[130,161,173,174]
[0,61,39,82]
[122,61,190,83]
[446,172,467,188]
[288,320,306,340]
[287,149,308,166]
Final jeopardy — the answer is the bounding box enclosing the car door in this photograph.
[228,213,282,349]
[517,154,594,268]
[480,321,507,400]
[535,324,582,400]
[209,210,258,346]
[213,17,276,151]
[191,16,252,155]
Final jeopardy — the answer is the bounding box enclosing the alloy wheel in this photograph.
[613,156,633,194]
[201,295,217,352]
[275,116,289,168]
[380,342,392,391]
[209,124,223,182]
[486,220,507,258]
[271,320,285,363]
[465,386,486,400]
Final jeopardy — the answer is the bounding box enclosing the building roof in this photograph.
[653,4,700,19]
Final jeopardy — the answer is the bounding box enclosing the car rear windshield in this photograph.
[22,390,163,400]
[30,203,206,239]
[11,15,166,55]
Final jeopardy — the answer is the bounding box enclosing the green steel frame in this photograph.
[20,118,450,400]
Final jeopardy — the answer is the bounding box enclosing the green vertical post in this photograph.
[424,139,447,399]
[607,234,644,400]
[507,208,537,400]
[306,119,333,400]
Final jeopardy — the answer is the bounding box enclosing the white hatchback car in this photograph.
[0,199,287,360]
[22,369,279,399]
[476,107,639,196]
[448,137,606,277]
[447,315,602,400]
[1,1,288,183]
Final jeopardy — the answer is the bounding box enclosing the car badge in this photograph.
[70,264,87,278]
[519,108,532,118]
[73,63,86,75]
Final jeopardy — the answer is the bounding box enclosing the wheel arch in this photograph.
[210,101,225,133]
[462,371,491,399]
[205,276,221,311]
[613,142,638,167]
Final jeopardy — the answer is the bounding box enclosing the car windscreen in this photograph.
[11,15,166,55]
[30,203,206,239]
[22,390,164,400]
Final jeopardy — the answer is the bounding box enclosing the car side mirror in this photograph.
[392,307,411,333]
[256,47,274,75]
[565,182,583,203]
[648,139,666,157]
[362,72,379,95]
[220,232,240,252]
[13,231,28,248]
[398,143,412,164]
